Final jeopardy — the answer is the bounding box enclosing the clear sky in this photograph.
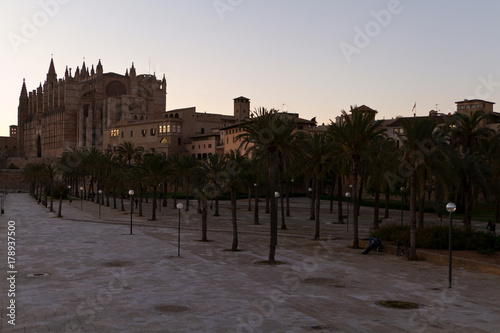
[1,0,500,136]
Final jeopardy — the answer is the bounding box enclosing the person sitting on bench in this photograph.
[362,238,382,254]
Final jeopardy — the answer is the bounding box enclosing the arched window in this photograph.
[202,153,207,160]
[197,153,201,159]
[175,113,179,118]
[167,125,170,133]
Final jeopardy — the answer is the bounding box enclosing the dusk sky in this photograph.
[1,0,500,136]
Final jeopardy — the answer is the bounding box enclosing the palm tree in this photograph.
[237,107,298,263]
[328,106,385,248]
[225,149,246,251]
[450,111,494,228]
[139,153,169,220]
[179,154,200,211]
[398,117,448,259]
[300,132,334,240]
[201,153,227,216]
[365,135,395,229]
[44,163,57,212]
[116,141,144,168]
[168,154,183,208]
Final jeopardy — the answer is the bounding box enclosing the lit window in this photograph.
[151,128,156,136]
[110,129,119,138]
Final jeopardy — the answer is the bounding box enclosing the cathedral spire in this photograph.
[96,59,103,75]
[20,79,28,101]
[47,57,57,83]
[130,62,136,77]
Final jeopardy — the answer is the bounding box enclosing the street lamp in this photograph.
[80,186,83,210]
[98,190,102,219]
[129,190,134,235]
[446,202,456,288]
[346,192,351,232]
[400,187,405,226]
[177,203,183,256]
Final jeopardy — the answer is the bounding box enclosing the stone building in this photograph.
[17,58,166,158]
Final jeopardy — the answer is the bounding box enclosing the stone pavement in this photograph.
[0,193,499,332]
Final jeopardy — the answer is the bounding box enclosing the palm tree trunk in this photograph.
[409,172,418,259]
[152,185,157,220]
[268,152,277,263]
[138,185,143,217]
[173,182,178,208]
[309,177,315,220]
[113,190,117,209]
[231,189,238,251]
[314,174,321,240]
[106,192,110,207]
[214,196,220,216]
[463,185,473,229]
[265,181,270,214]
[337,175,343,223]
[384,183,390,219]
[49,180,54,212]
[329,179,335,213]
[418,189,425,228]
[248,184,252,211]
[57,196,63,217]
[373,183,380,229]
[280,186,286,229]
[357,178,363,217]
[285,181,290,217]
[120,192,125,211]
[352,157,360,249]
[496,184,500,225]
[201,202,208,241]
[254,181,259,225]
[163,181,168,207]
[185,180,190,211]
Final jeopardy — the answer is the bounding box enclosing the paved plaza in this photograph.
[1,193,499,332]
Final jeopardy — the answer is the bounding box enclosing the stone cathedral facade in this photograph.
[17,58,167,158]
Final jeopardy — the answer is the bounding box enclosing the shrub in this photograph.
[372,224,499,254]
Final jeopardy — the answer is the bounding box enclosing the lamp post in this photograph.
[177,203,183,256]
[80,186,83,210]
[129,190,134,235]
[98,189,102,219]
[400,187,405,226]
[446,202,456,288]
[346,192,351,232]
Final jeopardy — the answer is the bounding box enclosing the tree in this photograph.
[237,108,298,263]
[116,141,144,168]
[398,117,447,259]
[225,149,246,251]
[450,111,494,228]
[201,153,227,216]
[140,153,169,220]
[299,132,334,240]
[179,154,200,211]
[328,106,385,248]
